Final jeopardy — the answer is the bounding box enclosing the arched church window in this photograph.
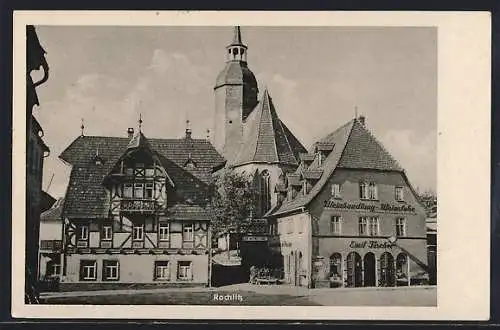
[233,48,239,56]
[260,170,271,216]
[240,48,245,55]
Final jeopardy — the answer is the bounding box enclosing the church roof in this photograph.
[231,89,307,167]
[59,134,225,218]
[268,118,406,216]
[214,61,257,88]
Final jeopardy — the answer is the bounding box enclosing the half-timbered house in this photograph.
[58,126,224,290]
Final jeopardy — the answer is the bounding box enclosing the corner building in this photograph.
[267,117,429,288]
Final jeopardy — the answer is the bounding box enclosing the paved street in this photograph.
[40,284,436,306]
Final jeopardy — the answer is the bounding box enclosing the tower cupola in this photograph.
[226,26,248,62]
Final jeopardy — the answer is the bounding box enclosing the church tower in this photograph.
[214,26,259,162]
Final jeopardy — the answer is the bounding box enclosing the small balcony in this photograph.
[40,239,62,251]
[120,198,161,214]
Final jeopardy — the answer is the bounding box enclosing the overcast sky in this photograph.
[32,26,437,198]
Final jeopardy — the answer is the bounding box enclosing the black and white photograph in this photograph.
[13,11,490,320]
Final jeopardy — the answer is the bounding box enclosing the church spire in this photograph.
[232,26,243,45]
[226,26,247,62]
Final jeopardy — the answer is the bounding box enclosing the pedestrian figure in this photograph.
[249,265,257,284]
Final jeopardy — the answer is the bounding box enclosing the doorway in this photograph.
[363,252,376,287]
[346,252,362,287]
[379,252,395,287]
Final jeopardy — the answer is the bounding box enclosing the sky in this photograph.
[32,26,437,198]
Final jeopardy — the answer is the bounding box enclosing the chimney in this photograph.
[127,128,134,138]
[358,115,366,126]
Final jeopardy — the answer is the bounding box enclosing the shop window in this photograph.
[102,260,119,281]
[178,261,192,280]
[159,223,170,241]
[132,224,144,241]
[396,253,408,284]
[183,223,194,242]
[155,261,170,281]
[329,253,342,281]
[79,260,97,281]
[395,186,404,201]
[396,217,406,237]
[331,183,341,198]
[330,216,341,234]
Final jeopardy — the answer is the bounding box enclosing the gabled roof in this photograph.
[232,89,307,167]
[60,134,225,218]
[268,118,408,216]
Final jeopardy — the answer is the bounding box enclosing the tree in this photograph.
[209,168,255,253]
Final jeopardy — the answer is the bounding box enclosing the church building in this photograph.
[212,27,307,267]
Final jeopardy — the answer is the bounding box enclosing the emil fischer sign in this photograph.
[349,240,396,249]
[323,200,416,213]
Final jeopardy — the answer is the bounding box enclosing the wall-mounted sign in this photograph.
[242,236,268,242]
[349,240,396,249]
[323,200,416,213]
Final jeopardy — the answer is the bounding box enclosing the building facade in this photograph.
[39,198,64,282]
[267,117,429,288]
[58,126,224,290]
[26,25,50,301]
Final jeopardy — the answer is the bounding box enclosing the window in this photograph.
[368,182,378,200]
[329,253,342,279]
[134,183,144,198]
[183,223,194,241]
[159,223,170,241]
[358,217,368,236]
[359,182,367,199]
[155,261,170,281]
[395,186,404,201]
[318,152,323,166]
[125,167,133,176]
[302,181,308,195]
[80,260,97,281]
[132,224,144,241]
[369,217,379,236]
[396,217,407,237]
[78,225,89,240]
[145,183,154,199]
[178,261,192,280]
[359,217,379,236]
[145,167,155,177]
[103,260,119,281]
[102,225,112,241]
[330,216,341,234]
[331,184,341,198]
[360,182,378,200]
[123,184,133,198]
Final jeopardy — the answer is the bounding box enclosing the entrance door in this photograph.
[346,252,362,287]
[363,253,376,287]
[379,252,395,287]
